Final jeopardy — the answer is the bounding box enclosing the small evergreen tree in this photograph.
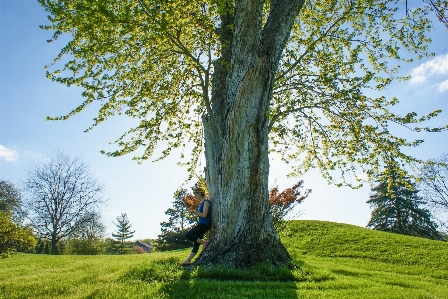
[367,163,440,240]
[156,189,196,251]
[111,213,135,255]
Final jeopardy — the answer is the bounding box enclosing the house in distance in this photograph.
[134,241,153,253]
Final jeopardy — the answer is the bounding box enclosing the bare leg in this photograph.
[197,238,209,250]
[180,251,196,265]
[196,238,206,245]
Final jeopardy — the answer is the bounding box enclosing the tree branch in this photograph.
[262,0,305,64]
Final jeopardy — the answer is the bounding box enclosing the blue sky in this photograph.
[1,0,447,239]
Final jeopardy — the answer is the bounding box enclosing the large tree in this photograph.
[40,0,446,267]
[23,152,105,254]
[367,163,440,240]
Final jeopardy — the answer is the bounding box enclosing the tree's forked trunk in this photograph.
[193,0,305,268]
[197,57,290,268]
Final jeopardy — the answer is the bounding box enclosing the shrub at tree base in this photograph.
[269,181,311,231]
[0,212,36,258]
[35,238,51,254]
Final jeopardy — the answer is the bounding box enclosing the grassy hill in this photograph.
[1,220,447,299]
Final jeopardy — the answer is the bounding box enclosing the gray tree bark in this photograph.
[195,0,305,268]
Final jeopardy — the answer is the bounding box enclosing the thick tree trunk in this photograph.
[199,64,290,268]
[193,0,305,268]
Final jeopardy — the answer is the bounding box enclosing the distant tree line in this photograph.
[0,151,153,257]
[2,150,447,258]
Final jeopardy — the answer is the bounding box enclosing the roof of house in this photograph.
[135,241,153,249]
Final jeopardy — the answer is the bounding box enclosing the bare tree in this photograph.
[23,152,105,254]
[420,154,448,232]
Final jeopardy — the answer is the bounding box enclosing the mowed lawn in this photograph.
[1,220,447,299]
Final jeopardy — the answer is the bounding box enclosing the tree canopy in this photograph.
[41,0,446,186]
[39,0,448,267]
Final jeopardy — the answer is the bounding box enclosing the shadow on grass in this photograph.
[331,269,373,278]
[118,257,333,299]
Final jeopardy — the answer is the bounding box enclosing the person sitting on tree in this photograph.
[180,186,211,266]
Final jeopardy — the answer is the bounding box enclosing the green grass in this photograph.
[1,220,447,298]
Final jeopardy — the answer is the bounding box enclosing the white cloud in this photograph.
[438,79,448,92]
[410,54,448,84]
[0,145,19,162]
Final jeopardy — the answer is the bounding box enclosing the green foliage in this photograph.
[367,163,441,240]
[65,238,108,255]
[416,0,448,28]
[111,213,135,255]
[35,238,51,254]
[1,221,448,298]
[0,211,36,258]
[34,238,67,255]
[156,189,196,251]
[65,212,107,255]
[39,0,446,185]
[0,180,26,223]
[156,229,191,251]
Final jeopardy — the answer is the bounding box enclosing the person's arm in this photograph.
[190,200,209,218]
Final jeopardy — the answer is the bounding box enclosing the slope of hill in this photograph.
[0,220,447,299]
[283,220,448,270]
